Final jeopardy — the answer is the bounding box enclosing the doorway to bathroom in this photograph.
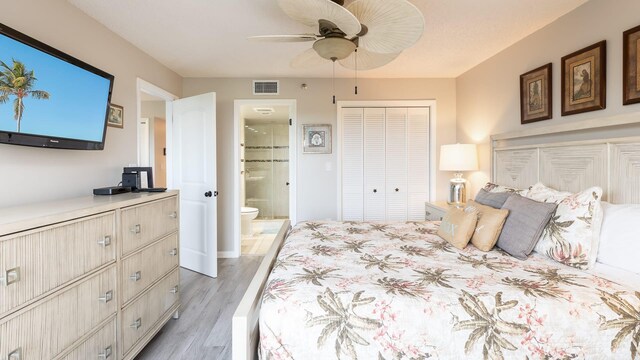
[234,100,296,256]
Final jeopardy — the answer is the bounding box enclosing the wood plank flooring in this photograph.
[135,256,262,360]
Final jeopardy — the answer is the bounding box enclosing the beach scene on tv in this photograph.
[0,33,111,142]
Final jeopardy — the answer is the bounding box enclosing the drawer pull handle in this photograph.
[168,248,178,256]
[129,271,142,282]
[99,290,113,303]
[98,235,112,247]
[0,267,21,286]
[8,348,21,360]
[130,224,141,234]
[98,345,112,359]
[168,211,178,219]
[170,285,179,294]
[130,318,142,330]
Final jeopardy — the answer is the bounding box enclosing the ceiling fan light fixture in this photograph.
[313,37,356,61]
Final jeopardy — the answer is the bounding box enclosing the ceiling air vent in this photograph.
[253,80,279,95]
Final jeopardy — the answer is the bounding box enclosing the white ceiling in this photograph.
[68,0,587,78]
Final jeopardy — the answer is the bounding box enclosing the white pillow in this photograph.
[526,182,603,270]
[596,202,640,274]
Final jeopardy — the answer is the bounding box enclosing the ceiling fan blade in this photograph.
[248,34,318,42]
[278,0,362,37]
[347,0,424,54]
[339,48,400,70]
[291,48,330,69]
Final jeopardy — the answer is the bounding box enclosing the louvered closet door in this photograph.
[385,108,408,221]
[407,107,430,220]
[363,108,387,221]
[341,108,364,221]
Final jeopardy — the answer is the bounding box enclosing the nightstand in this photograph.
[424,201,464,221]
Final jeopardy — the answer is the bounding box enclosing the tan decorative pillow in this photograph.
[466,200,509,251]
[437,206,478,249]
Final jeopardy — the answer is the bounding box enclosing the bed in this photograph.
[258,220,638,359]
[233,116,640,360]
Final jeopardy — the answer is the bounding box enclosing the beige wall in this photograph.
[0,0,182,207]
[183,77,457,253]
[457,0,640,196]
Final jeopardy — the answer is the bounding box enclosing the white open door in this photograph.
[172,92,218,278]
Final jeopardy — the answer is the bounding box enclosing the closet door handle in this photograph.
[168,248,178,256]
[168,211,178,219]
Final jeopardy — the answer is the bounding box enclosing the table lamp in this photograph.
[439,143,478,205]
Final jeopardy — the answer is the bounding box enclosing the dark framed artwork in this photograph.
[623,24,640,105]
[303,124,332,154]
[520,63,552,124]
[107,104,124,128]
[561,41,606,116]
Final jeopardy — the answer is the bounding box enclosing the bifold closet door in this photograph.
[341,108,364,221]
[407,107,430,220]
[385,108,408,221]
[363,108,386,221]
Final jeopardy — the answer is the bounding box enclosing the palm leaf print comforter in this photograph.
[259,221,640,360]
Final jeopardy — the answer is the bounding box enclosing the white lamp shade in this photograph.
[439,143,478,171]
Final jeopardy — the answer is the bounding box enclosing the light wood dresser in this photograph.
[0,191,180,360]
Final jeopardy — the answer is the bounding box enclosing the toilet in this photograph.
[241,207,259,236]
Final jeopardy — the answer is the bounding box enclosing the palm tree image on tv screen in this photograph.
[0,59,50,132]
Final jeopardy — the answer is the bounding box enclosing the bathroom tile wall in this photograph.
[244,121,289,218]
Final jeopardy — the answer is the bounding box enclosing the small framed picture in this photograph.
[303,124,332,154]
[520,63,552,124]
[561,41,606,116]
[107,104,124,128]
[623,24,640,105]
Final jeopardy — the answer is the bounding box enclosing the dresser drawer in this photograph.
[121,197,178,256]
[0,212,116,317]
[0,266,117,359]
[121,268,180,355]
[121,233,179,304]
[58,318,116,360]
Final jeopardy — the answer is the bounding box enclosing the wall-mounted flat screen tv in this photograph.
[0,23,114,150]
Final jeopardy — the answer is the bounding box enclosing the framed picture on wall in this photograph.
[561,41,606,116]
[303,124,332,154]
[520,63,552,124]
[623,24,640,105]
[107,103,124,128]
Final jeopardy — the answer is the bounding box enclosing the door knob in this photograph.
[373,189,377,193]
[395,188,399,192]
[286,182,290,186]
[205,191,212,197]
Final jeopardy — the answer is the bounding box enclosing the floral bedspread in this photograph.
[258,221,640,360]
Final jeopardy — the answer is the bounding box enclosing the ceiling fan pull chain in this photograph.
[355,48,358,95]
[332,59,336,104]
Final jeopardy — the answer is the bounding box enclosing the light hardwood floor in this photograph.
[135,256,262,360]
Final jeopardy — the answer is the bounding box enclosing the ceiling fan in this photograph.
[250,0,425,72]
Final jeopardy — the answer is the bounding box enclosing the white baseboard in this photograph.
[218,251,239,258]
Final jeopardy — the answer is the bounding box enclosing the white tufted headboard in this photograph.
[491,113,640,204]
